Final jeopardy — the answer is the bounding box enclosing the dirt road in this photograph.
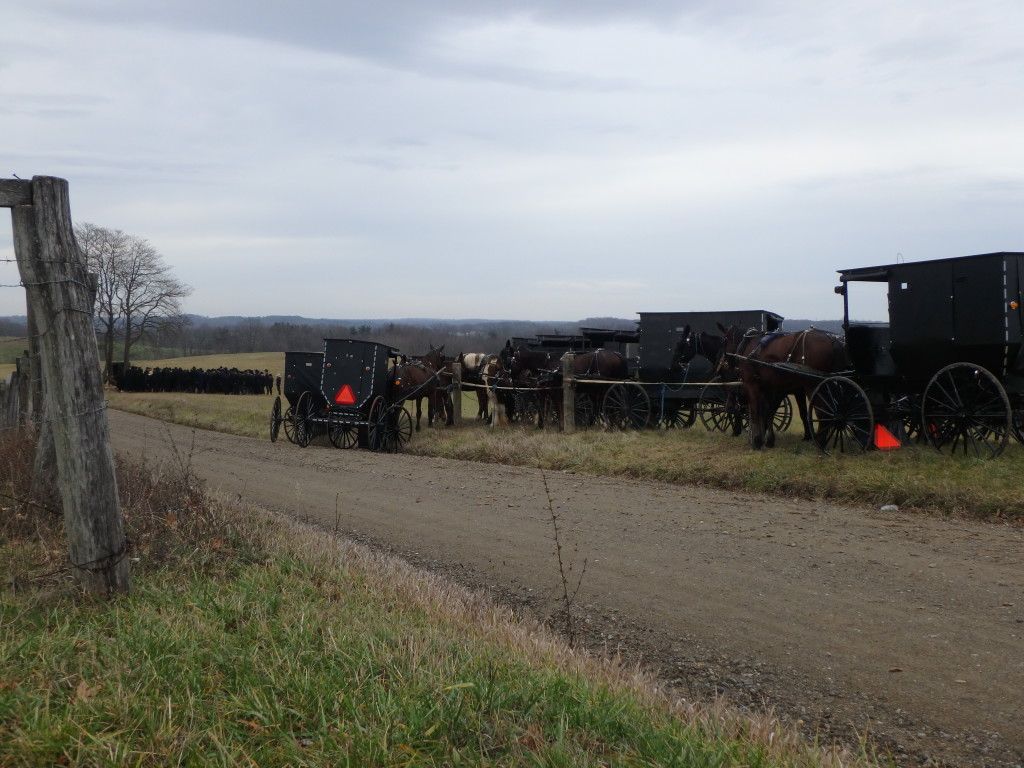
[108,410,1023,767]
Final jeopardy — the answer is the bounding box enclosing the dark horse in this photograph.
[506,342,629,429]
[720,324,850,449]
[673,325,747,434]
[503,341,562,428]
[392,345,452,431]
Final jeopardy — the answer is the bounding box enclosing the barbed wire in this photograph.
[0,401,109,434]
[0,257,87,266]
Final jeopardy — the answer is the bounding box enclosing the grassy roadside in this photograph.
[0,430,874,767]
[107,387,1024,522]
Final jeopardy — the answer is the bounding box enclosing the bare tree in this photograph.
[75,223,192,378]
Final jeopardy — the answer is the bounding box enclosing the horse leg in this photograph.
[796,392,811,440]
[414,397,422,431]
[747,390,766,449]
[764,394,781,448]
[729,388,744,437]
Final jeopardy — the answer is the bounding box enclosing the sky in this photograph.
[2,0,1023,324]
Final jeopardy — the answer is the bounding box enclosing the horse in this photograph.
[672,325,745,435]
[501,343,560,428]
[392,344,452,431]
[508,344,630,429]
[719,324,850,449]
[457,352,493,421]
[671,325,726,372]
[566,348,629,426]
[480,353,514,424]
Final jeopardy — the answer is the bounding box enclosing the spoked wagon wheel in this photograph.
[601,383,651,430]
[293,391,316,448]
[809,376,873,454]
[921,363,1011,458]
[369,403,413,453]
[888,394,924,443]
[772,396,793,433]
[269,396,282,442]
[395,407,413,449]
[327,410,359,449]
[1012,404,1024,445]
[283,406,297,444]
[664,400,697,429]
[574,391,596,428]
[366,396,387,452]
[384,406,413,453]
[698,378,746,434]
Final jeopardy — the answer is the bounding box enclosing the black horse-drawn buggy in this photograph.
[800,251,1024,458]
[500,309,787,431]
[269,338,413,453]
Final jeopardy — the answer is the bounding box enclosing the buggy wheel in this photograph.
[664,400,697,429]
[372,404,412,453]
[294,391,316,448]
[922,363,1010,458]
[327,410,359,449]
[269,396,282,442]
[602,383,651,430]
[1013,408,1024,445]
[390,406,413,451]
[809,376,873,454]
[283,406,297,444]
[366,396,387,452]
[574,391,596,428]
[773,395,793,432]
[512,390,538,425]
[889,394,923,443]
[698,378,746,433]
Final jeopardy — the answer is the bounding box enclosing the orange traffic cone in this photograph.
[874,423,901,450]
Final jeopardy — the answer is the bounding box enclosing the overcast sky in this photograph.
[2,0,1022,323]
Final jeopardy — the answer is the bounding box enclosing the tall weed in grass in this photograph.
[1,427,875,767]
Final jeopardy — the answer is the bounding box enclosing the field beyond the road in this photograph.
[104,353,1024,522]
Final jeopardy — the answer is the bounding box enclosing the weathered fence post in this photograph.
[15,356,30,426]
[10,176,130,595]
[562,353,575,434]
[451,362,462,424]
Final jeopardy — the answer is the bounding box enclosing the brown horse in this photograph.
[393,345,452,431]
[508,345,630,429]
[720,325,850,449]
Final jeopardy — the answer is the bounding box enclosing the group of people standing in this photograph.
[111,364,275,395]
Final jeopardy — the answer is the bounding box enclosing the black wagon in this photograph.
[584,310,785,430]
[813,251,1024,457]
[269,338,412,452]
[270,350,324,445]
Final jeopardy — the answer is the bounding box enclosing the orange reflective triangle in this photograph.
[335,385,356,405]
[874,423,901,450]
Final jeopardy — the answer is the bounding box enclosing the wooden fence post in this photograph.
[562,353,575,434]
[11,176,130,595]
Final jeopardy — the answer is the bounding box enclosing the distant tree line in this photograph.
[145,318,594,358]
